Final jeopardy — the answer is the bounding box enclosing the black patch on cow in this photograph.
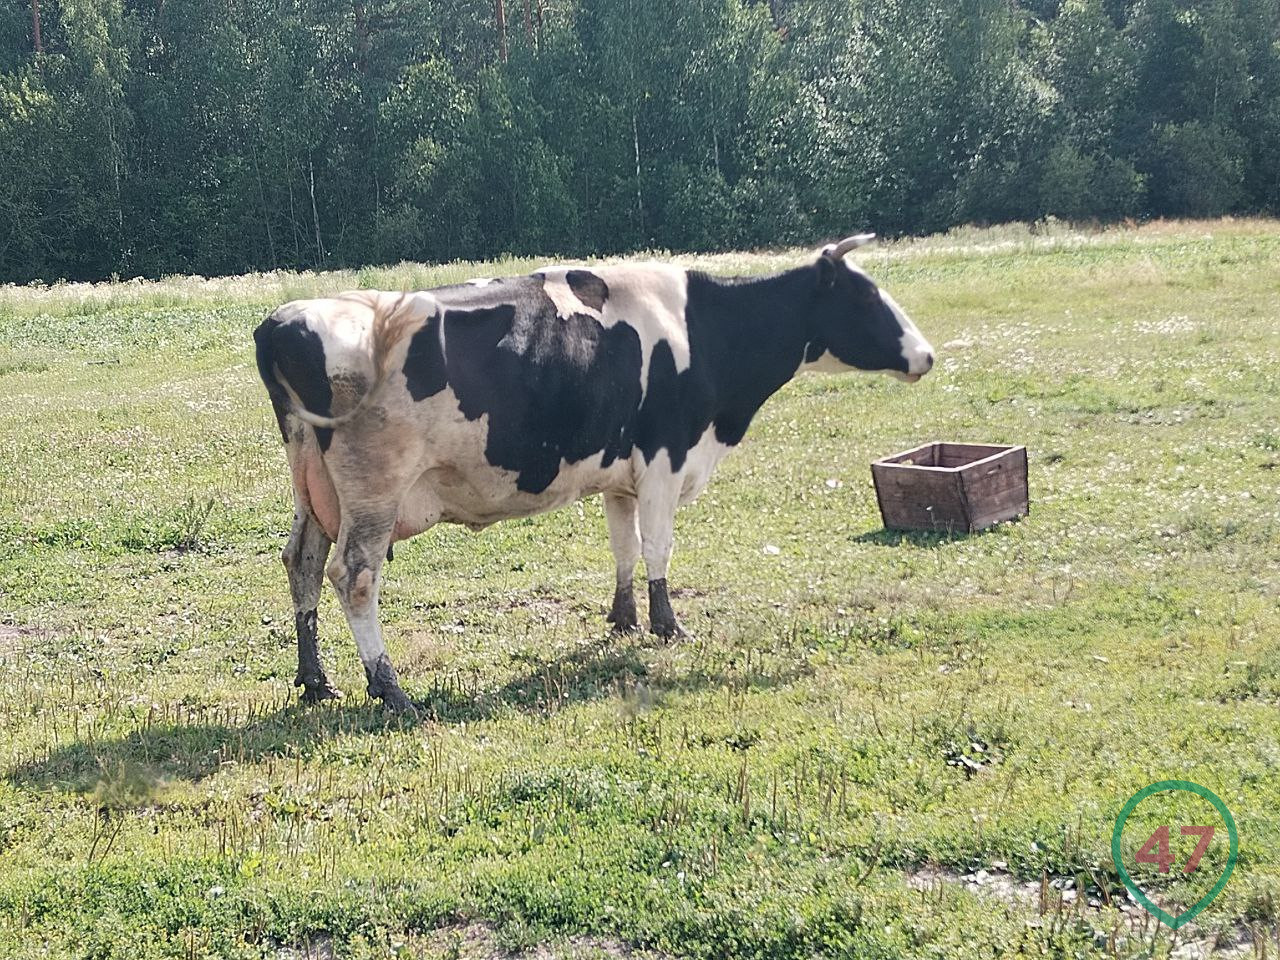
[692,271,819,447]
[402,313,447,401]
[254,311,335,451]
[633,339,715,470]
[632,269,816,462]
[436,303,519,418]
[566,270,609,311]
[254,313,293,442]
[433,282,644,494]
[393,259,910,493]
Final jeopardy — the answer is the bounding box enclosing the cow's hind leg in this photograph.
[328,510,415,713]
[604,492,641,632]
[283,509,342,702]
[637,473,687,639]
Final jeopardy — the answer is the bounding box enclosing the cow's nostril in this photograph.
[924,351,934,370]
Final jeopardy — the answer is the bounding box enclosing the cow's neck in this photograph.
[686,264,820,446]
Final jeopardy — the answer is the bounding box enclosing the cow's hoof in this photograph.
[364,654,416,714]
[299,681,343,704]
[379,686,419,716]
[650,619,690,641]
[607,588,640,633]
[646,579,687,641]
[607,608,641,634]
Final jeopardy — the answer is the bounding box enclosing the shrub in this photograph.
[1039,141,1144,221]
[1144,120,1245,218]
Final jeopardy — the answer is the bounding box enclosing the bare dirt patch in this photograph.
[501,589,573,623]
[0,623,53,659]
[906,866,1261,959]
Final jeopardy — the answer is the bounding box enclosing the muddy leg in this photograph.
[647,578,685,640]
[638,475,687,639]
[328,512,415,713]
[283,510,342,702]
[604,492,641,632]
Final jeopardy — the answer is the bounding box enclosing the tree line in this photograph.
[1,0,1278,283]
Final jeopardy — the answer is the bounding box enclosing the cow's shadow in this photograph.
[7,628,802,793]
[8,700,405,796]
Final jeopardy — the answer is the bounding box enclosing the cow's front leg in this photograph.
[638,473,687,639]
[328,511,415,714]
[604,492,641,632]
[282,509,342,703]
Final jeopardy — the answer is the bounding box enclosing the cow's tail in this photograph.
[255,292,429,432]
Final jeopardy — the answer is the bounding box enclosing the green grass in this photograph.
[1,220,1278,959]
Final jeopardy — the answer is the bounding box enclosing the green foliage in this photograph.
[1039,143,1143,220]
[1,0,1280,281]
[1145,121,1245,217]
[662,163,737,251]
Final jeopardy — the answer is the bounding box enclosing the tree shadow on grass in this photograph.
[6,628,808,793]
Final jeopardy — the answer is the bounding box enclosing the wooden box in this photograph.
[870,442,1029,533]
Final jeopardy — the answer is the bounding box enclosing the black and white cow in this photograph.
[254,236,933,711]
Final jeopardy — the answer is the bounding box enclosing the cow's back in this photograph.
[259,267,722,532]
[414,265,705,497]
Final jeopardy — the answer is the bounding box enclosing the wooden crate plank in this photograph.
[871,443,1029,533]
[936,443,1011,469]
[871,462,967,531]
[877,441,942,468]
[959,446,1029,530]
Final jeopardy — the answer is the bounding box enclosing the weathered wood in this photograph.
[871,443,1028,533]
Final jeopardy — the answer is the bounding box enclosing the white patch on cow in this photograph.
[673,426,733,506]
[635,448,680,581]
[282,291,436,388]
[537,270,602,320]
[466,277,496,286]
[881,288,934,379]
[539,264,690,401]
[395,387,518,529]
[437,304,448,365]
[797,349,850,375]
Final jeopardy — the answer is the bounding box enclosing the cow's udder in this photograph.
[293,452,342,542]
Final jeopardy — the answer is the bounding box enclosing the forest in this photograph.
[1,0,1278,283]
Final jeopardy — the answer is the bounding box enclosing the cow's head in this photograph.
[802,234,934,382]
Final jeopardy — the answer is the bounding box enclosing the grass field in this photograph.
[1,220,1278,959]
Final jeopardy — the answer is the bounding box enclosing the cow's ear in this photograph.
[817,254,837,288]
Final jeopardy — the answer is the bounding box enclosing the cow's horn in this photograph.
[821,233,877,259]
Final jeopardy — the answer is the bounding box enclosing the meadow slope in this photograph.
[0,221,1278,959]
